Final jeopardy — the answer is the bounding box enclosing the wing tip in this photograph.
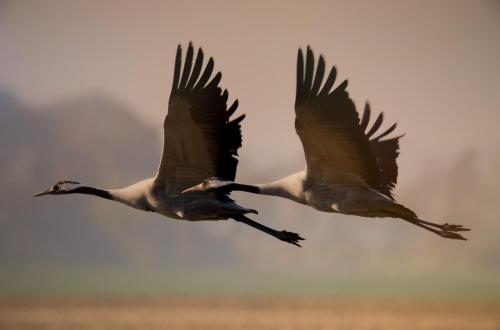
[227,99,240,119]
[332,79,348,94]
[232,113,246,124]
[207,71,222,88]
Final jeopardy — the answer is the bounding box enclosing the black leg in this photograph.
[412,218,470,232]
[402,218,468,240]
[231,215,305,247]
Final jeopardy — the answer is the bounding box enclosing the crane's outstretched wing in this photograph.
[155,43,244,192]
[295,47,401,199]
[359,103,403,199]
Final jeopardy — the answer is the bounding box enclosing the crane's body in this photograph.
[254,173,413,218]
[34,43,304,247]
[184,47,470,240]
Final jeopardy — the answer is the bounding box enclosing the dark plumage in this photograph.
[157,43,245,191]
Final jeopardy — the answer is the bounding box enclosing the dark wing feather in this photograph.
[366,112,384,138]
[155,43,243,192]
[295,47,401,198]
[359,103,371,131]
[359,103,403,199]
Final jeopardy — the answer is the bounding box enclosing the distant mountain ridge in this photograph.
[0,90,243,268]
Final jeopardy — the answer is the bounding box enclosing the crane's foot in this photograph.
[432,222,470,240]
[405,218,470,240]
[277,230,305,247]
[437,229,467,240]
[410,219,470,241]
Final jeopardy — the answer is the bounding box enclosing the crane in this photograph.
[34,43,304,247]
[183,47,470,240]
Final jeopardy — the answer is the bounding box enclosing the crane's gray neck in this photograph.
[68,186,113,200]
[256,171,306,204]
[59,178,154,212]
[257,182,302,202]
[257,182,286,197]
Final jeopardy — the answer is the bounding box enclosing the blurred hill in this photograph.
[0,89,246,270]
[0,89,499,295]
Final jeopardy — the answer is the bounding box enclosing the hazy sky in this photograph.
[1,0,499,188]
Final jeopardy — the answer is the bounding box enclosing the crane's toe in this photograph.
[442,223,471,232]
[438,230,467,240]
[278,230,305,247]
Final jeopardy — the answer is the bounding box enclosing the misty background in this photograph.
[0,0,499,296]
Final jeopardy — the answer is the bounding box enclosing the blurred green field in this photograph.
[1,269,499,329]
[1,296,499,330]
[2,268,500,299]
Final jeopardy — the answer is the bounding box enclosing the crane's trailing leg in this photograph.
[412,218,470,232]
[231,215,304,247]
[358,198,470,240]
[334,194,470,240]
[375,200,470,240]
[402,218,470,240]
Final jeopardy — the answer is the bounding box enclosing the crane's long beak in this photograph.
[181,185,202,194]
[33,189,51,197]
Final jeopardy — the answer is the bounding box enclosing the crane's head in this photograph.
[181,177,233,194]
[33,180,81,197]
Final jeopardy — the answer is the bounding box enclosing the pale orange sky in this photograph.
[1,0,499,190]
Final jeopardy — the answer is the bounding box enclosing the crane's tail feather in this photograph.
[221,203,258,216]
